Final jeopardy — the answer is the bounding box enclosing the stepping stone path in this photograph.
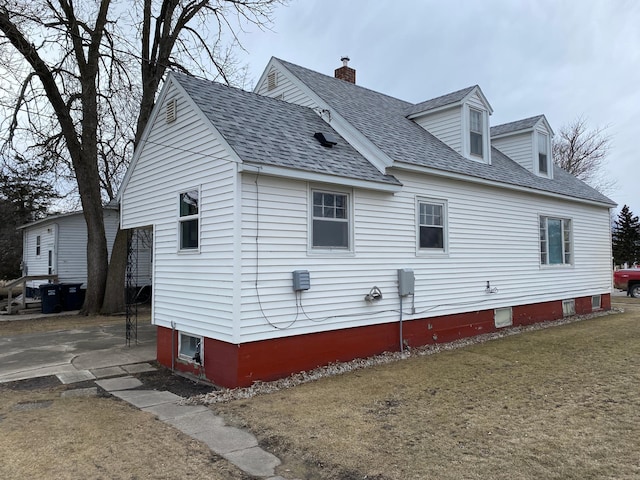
[59,363,295,480]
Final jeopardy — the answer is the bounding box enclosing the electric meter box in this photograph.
[292,270,311,291]
[397,269,415,296]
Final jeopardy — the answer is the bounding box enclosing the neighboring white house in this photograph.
[118,57,616,388]
[19,208,152,290]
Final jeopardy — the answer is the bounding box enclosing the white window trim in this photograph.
[535,130,553,178]
[463,104,490,164]
[177,186,201,253]
[592,295,602,310]
[416,197,448,255]
[178,332,204,364]
[308,185,354,255]
[36,235,41,256]
[539,215,574,267]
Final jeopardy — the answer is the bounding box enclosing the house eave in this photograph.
[390,162,616,208]
[239,163,402,193]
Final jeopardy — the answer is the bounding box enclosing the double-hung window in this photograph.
[179,189,199,250]
[36,235,41,256]
[469,108,483,157]
[538,132,549,175]
[311,190,350,250]
[539,216,572,265]
[418,199,446,251]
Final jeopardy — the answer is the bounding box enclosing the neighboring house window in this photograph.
[179,189,199,250]
[179,332,203,364]
[47,250,53,275]
[311,190,349,249]
[418,199,446,251]
[36,235,41,256]
[469,108,483,157]
[539,216,572,265]
[538,132,549,174]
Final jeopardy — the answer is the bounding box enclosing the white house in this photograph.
[118,57,615,388]
[19,208,152,290]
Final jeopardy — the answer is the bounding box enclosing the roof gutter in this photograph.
[239,163,402,193]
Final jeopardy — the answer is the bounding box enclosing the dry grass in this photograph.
[0,308,151,336]
[214,300,640,480]
[0,381,250,480]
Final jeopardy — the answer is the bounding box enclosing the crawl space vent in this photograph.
[314,132,338,148]
[166,98,177,124]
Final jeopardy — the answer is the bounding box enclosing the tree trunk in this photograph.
[101,227,128,314]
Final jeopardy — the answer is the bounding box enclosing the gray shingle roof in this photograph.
[276,59,615,206]
[405,86,477,117]
[172,73,400,187]
[491,115,544,137]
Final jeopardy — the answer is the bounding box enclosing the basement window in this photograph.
[592,295,602,310]
[494,307,512,328]
[179,332,203,364]
[562,299,576,317]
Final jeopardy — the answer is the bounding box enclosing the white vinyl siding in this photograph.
[254,66,318,108]
[21,210,121,288]
[414,107,463,154]
[120,76,611,348]
[237,171,612,343]
[120,81,237,342]
[491,133,534,171]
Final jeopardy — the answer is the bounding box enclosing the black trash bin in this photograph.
[60,283,85,311]
[39,284,62,314]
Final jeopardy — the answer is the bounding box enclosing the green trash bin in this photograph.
[39,284,62,314]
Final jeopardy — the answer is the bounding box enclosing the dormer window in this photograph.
[470,109,483,157]
[538,132,549,175]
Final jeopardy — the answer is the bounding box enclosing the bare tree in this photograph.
[0,0,281,314]
[553,116,614,194]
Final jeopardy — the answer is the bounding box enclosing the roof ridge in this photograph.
[274,57,414,107]
[491,114,545,130]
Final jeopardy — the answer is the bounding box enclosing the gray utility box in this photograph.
[397,269,415,296]
[292,270,311,291]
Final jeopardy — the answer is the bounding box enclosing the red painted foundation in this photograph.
[156,294,610,388]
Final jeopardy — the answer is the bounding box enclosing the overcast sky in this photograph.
[235,0,639,215]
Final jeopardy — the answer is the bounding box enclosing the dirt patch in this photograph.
[0,307,151,336]
[133,364,220,397]
[0,381,252,480]
[212,304,640,480]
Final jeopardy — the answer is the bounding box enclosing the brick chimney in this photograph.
[334,56,356,84]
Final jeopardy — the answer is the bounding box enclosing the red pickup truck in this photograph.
[613,268,640,297]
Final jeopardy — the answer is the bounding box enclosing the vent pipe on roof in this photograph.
[334,56,356,84]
